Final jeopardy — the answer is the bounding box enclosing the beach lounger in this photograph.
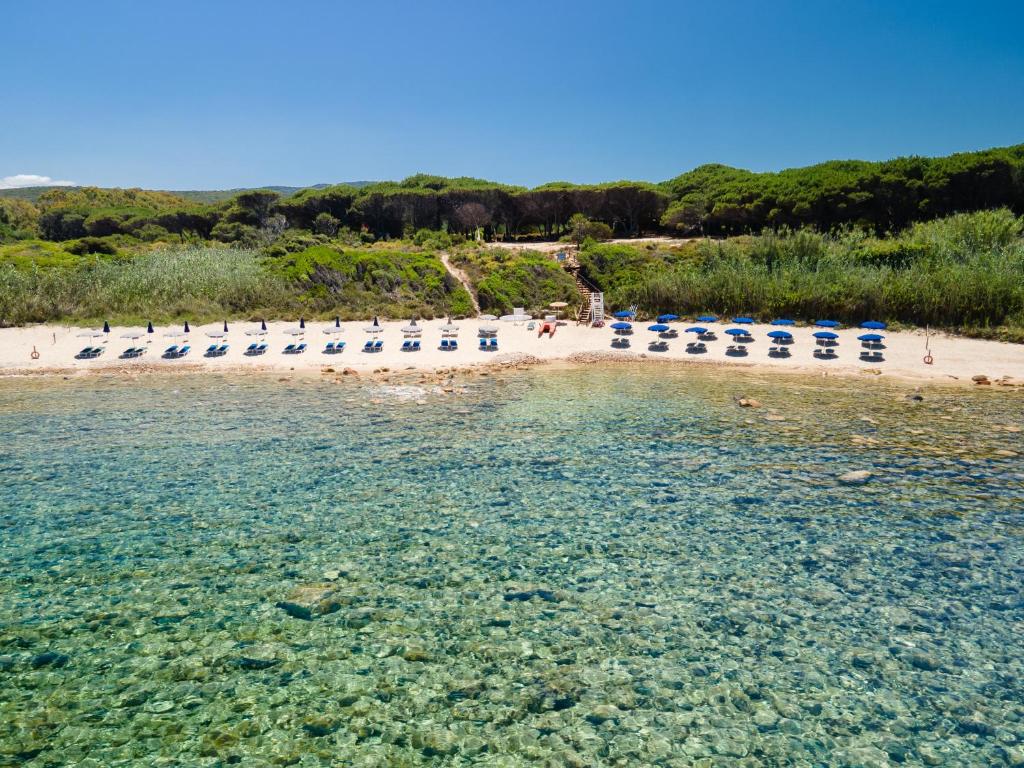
[449,339,457,350]
[335,341,345,353]
[283,343,296,354]
[374,340,383,351]
[296,343,306,354]
[256,343,268,355]
[402,340,412,351]
[412,340,420,351]
[363,341,374,352]
[245,343,259,355]
[489,338,498,350]
[76,347,97,359]
[177,345,190,358]
[479,338,488,350]
[162,345,179,359]
[440,339,449,350]
[204,344,223,357]
[324,341,335,353]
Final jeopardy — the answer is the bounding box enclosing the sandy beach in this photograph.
[2,318,1023,387]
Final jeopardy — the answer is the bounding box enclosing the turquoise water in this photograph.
[1,367,1022,767]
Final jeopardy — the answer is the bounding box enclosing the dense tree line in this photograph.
[661,144,1024,235]
[4,143,1022,247]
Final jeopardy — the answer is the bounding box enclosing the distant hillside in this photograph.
[0,182,377,204]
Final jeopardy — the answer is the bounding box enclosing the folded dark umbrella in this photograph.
[299,317,306,329]
[184,321,190,333]
[103,320,110,333]
[147,321,154,333]
[334,316,341,327]
[223,320,229,332]
[261,319,267,331]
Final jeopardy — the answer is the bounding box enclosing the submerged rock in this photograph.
[838,470,873,484]
[30,651,69,669]
[276,583,347,620]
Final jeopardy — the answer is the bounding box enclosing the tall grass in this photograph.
[611,210,1024,339]
[0,247,294,325]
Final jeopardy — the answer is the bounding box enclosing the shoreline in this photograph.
[1,319,1023,390]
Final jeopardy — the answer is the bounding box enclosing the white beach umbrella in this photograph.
[500,312,532,323]
[245,320,269,336]
[323,317,344,335]
[120,331,144,340]
[479,324,499,335]
[402,318,422,336]
[364,316,383,334]
[479,314,498,321]
[284,327,305,336]
[77,329,105,338]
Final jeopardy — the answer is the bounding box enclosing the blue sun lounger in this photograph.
[489,338,498,350]
[479,338,488,350]
[283,343,296,354]
[449,339,457,350]
[295,343,306,354]
[412,340,420,351]
[374,340,383,351]
[177,345,190,358]
[440,339,450,350]
[363,341,374,352]
[402,340,412,351]
[162,345,179,359]
[76,346,104,359]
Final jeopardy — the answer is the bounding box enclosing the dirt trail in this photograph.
[439,251,480,315]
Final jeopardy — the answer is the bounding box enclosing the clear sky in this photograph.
[3,0,1022,189]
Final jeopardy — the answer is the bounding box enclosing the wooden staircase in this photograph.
[562,250,604,325]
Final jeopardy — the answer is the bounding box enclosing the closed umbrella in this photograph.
[184,321,191,333]
[103,320,110,334]
[299,318,306,329]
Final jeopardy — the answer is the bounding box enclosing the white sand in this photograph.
[1,319,1023,387]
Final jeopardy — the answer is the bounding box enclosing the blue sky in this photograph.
[2,0,1022,189]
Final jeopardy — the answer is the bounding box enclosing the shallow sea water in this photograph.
[0,367,1022,767]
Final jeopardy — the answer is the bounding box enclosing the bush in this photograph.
[67,237,118,255]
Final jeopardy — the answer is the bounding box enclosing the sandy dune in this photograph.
[2,319,1023,388]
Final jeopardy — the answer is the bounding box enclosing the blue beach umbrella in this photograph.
[725,328,749,337]
[613,310,635,319]
[696,315,718,323]
[815,319,840,328]
[858,333,885,342]
[770,318,795,326]
[610,322,632,330]
[767,330,792,339]
[733,316,754,324]
[656,314,679,323]
[860,320,887,330]
[685,326,708,334]
[813,331,839,340]
[648,324,670,333]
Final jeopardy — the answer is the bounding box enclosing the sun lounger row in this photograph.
[324,341,346,354]
[120,347,146,359]
[364,340,384,352]
[205,344,229,358]
[283,343,307,354]
[440,339,459,350]
[245,343,268,356]
[401,340,422,351]
[75,346,105,359]
[479,338,499,350]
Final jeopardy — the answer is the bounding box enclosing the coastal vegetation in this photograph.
[581,209,1024,341]
[1,144,1023,336]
